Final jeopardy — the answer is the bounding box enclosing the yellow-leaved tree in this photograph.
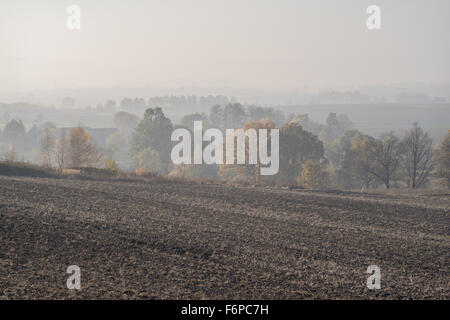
[218,119,276,184]
[68,127,101,168]
[297,160,329,190]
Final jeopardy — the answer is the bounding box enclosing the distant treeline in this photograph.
[89,95,239,112]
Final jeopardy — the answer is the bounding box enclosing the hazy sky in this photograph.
[1,0,449,92]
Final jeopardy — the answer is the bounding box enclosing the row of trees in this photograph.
[89,95,238,113]
[179,104,272,131]
[147,95,234,109]
[125,107,449,189]
[2,106,448,190]
[0,119,58,155]
[336,125,435,189]
[180,103,340,132]
[60,95,238,113]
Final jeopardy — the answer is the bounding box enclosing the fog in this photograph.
[0,0,449,184]
[1,0,450,91]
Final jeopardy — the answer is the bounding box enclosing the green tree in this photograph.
[223,103,246,129]
[113,111,139,138]
[287,114,324,136]
[133,147,167,174]
[107,132,127,156]
[209,103,246,130]
[129,107,173,174]
[326,129,368,169]
[180,112,208,131]
[3,119,25,143]
[279,122,325,181]
[338,137,378,189]
[319,113,353,144]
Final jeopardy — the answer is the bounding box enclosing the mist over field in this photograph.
[0,0,449,301]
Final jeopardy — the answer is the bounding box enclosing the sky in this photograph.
[1,0,449,92]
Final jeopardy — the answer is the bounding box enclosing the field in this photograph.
[0,175,448,299]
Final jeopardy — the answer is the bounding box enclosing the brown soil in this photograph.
[0,176,448,299]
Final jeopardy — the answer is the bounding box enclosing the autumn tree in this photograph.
[297,160,329,190]
[218,119,276,183]
[434,130,450,188]
[401,123,434,188]
[68,127,101,168]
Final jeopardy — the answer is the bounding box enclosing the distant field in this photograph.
[0,176,448,299]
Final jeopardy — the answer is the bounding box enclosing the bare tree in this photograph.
[401,123,434,188]
[367,133,403,189]
[54,131,68,172]
[40,128,55,167]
